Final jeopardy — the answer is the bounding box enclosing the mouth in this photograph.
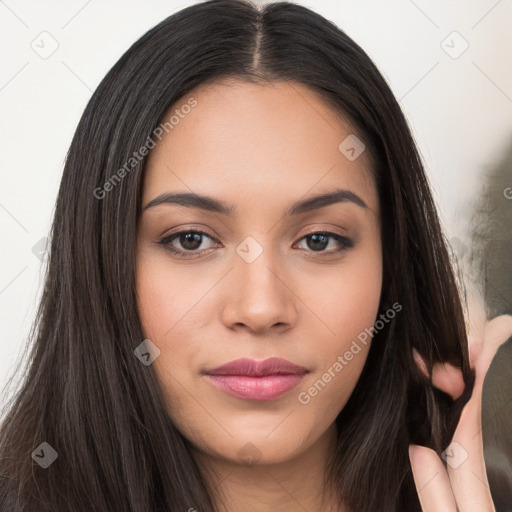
[203,357,309,401]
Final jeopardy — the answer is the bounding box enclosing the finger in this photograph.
[431,362,465,401]
[466,284,487,367]
[409,444,457,512]
[444,316,512,511]
[447,386,495,512]
[483,314,512,345]
[477,314,512,380]
[412,349,466,401]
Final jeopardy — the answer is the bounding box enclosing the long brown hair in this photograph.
[0,1,473,510]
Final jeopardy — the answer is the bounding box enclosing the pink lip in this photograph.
[203,357,308,401]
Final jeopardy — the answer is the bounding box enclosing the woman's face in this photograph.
[136,79,382,466]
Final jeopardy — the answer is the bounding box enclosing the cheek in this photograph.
[296,312,379,432]
[134,252,207,396]
[316,263,381,334]
[135,250,210,341]
[304,239,382,349]
[299,246,382,408]
[135,263,194,425]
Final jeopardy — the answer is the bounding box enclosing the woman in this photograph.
[0,0,508,510]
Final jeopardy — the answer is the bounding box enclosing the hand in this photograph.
[408,314,512,511]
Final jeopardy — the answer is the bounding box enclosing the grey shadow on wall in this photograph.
[469,137,512,512]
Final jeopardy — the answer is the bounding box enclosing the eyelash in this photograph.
[157,229,354,258]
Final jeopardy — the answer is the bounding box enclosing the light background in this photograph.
[1,0,512,399]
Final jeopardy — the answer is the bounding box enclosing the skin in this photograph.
[135,79,382,512]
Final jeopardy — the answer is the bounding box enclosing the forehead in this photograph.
[143,79,378,215]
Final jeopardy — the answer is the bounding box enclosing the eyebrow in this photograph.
[142,188,368,216]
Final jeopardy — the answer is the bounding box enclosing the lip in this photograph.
[203,357,309,401]
[204,357,308,377]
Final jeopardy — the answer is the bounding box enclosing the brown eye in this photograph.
[295,232,353,253]
[157,230,219,257]
[178,232,203,250]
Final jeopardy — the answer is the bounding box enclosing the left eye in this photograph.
[294,232,353,253]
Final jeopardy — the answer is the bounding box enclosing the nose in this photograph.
[220,245,298,335]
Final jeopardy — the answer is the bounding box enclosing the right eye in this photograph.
[157,229,221,258]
